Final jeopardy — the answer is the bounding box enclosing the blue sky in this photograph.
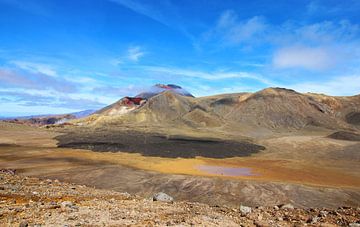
[1,0,360,116]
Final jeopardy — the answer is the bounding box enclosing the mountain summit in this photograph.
[95,84,194,116]
[136,84,194,99]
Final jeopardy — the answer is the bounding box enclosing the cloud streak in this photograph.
[0,90,106,110]
[0,68,77,92]
[141,65,274,85]
[10,61,57,77]
[127,46,145,62]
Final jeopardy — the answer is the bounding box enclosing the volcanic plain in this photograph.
[1,87,360,209]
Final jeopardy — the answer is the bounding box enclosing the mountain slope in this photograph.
[76,87,360,134]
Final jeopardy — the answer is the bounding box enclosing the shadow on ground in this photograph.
[56,130,265,158]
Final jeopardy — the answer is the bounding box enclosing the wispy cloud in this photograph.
[141,65,274,85]
[92,84,144,97]
[0,68,77,92]
[306,0,360,16]
[109,0,168,27]
[204,10,360,72]
[10,61,57,77]
[127,46,145,62]
[0,90,105,110]
[289,75,360,96]
[108,0,195,41]
[273,46,335,70]
[209,10,267,45]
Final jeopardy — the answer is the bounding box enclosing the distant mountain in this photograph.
[81,86,360,135]
[71,109,97,118]
[1,109,96,126]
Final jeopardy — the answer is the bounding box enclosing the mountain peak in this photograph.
[136,84,194,99]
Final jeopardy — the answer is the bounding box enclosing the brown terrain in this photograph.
[1,86,360,225]
[1,172,359,226]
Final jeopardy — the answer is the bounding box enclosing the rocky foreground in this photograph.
[0,172,359,227]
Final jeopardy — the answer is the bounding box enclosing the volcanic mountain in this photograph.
[95,84,194,116]
[76,85,360,137]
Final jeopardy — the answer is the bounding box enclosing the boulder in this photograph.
[281,203,294,210]
[152,192,173,203]
[239,205,252,215]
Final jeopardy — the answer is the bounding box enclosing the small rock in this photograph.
[349,223,360,227]
[273,205,279,210]
[281,204,294,210]
[61,201,74,208]
[239,205,252,215]
[122,192,131,198]
[311,216,319,224]
[153,192,173,203]
[254,220,269,227]
[320,210,328,217]
[19,221,28,227]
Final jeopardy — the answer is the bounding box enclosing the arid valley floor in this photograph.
[1,87,360,226]
[1,121,359,209]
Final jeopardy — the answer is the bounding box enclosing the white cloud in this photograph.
[10,61,57,77]
[287,20,360,45]
[127,46,145,62]
[208,10,267,45]
[289,75,360,96]
[142,65,274,84]
[108,0,194,40]
[272,46,335,70]
[109,0,168,27]
[110,58,123,66]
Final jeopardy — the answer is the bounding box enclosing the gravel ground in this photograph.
[0,171,359,226]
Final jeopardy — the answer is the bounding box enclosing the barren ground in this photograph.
[0,122,359,209]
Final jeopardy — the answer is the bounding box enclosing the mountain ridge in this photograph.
[74,87,359,137]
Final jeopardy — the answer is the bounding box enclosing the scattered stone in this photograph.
[60,201,74,208]
[311,216,319,224]
[0,169,16,175]
[0,173,359,226]
[152,192,173,203]
[280,204,294,210]
[240,205,252,215]
[19,221,28,227]
[320,210,328,217]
